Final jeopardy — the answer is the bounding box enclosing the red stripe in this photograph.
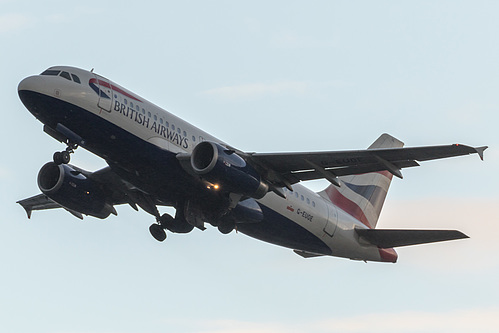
[375,170,393,179]
[378,248,398,263]
[89,78,142,102]
[325,186,373,229]
[357,170,393,180]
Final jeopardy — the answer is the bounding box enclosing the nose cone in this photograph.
[18,75,46,114]
[18,75,44,94]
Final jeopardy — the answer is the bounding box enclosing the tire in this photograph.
[53,152,63,165]
[149,224,167,242]
[61,151,70,164]
[218,220,235,234]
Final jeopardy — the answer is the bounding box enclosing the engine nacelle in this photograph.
[37,162,114,219]
[191,141,268,199]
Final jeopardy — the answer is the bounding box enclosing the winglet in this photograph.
[17,200,32,219]
[475,146,488,161]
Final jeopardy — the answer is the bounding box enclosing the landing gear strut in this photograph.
[53,142,78,165]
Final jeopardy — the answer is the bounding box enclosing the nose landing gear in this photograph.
[53,142,78,165]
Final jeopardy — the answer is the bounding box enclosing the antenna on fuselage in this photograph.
[90,68,94,73]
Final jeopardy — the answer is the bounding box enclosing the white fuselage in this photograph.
[18,66,396,263]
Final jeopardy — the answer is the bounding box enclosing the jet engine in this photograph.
[190,141,268,198]
[37,162,115,219]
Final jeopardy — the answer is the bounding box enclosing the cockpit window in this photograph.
[59,71,71,81]
[71,74,81,84]
[41,69,61,76]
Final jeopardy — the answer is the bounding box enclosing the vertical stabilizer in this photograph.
[318,134,404,229]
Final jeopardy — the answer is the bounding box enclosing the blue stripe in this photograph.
[344,182,387,206]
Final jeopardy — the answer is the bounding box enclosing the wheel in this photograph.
[159,213,175,229]
[61,151,70,164]
[160,214,194,234]
[53,151,63,165]
[149,223,166,242]
[218,220,235,234]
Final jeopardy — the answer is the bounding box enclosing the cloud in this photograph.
[189,319,299,333]
[0,13,31,34]
[176,308,499,333]
[315,308,499,333]
[201,81,310,101]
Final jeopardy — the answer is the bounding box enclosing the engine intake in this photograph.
[191,141,268,198]
[38,162,115,219]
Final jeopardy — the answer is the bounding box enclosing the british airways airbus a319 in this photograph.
[17,66,487,263]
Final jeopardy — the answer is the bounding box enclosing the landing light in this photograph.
[206,183,220,190]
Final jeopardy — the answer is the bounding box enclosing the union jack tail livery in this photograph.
[319,134,403,229]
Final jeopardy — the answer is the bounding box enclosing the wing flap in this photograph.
[355,228,469,248]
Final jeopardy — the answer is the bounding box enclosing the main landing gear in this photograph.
[53,142,78,165]
[149,213,174,242]
[149,222,167,242]
[149,209,195,242]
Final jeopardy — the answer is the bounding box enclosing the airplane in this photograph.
[17,66,487,263]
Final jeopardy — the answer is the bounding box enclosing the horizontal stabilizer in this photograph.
[355,228,469,248]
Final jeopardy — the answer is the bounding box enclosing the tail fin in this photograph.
[318,134,404,229]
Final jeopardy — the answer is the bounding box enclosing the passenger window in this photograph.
[59,71,71,81]
[130,102,134,108]
[148,112,151,118]
[136,105,140,112]
[71,74,81,83]
[192,136,196,142]
[142,108,146,115]
[306,198,310,204]
[177,128,181,134]
[172,124,175,131]
[295,192,299,198]
[183,130,187,137]
[301,195,304,201]
[160,118,163,124]
[312,201,316,207]
[165,122,169,127]
[124,99,128,105]
[154,115,158,121]
[41,69,60,76]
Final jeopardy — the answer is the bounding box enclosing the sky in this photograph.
[1,1,498,332]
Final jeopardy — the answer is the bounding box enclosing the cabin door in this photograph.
[95,76,114,112]
[324,205,338,237]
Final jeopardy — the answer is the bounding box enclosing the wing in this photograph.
[17,166,159,219]
[247,134,487,187]
[17,194,84,219]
